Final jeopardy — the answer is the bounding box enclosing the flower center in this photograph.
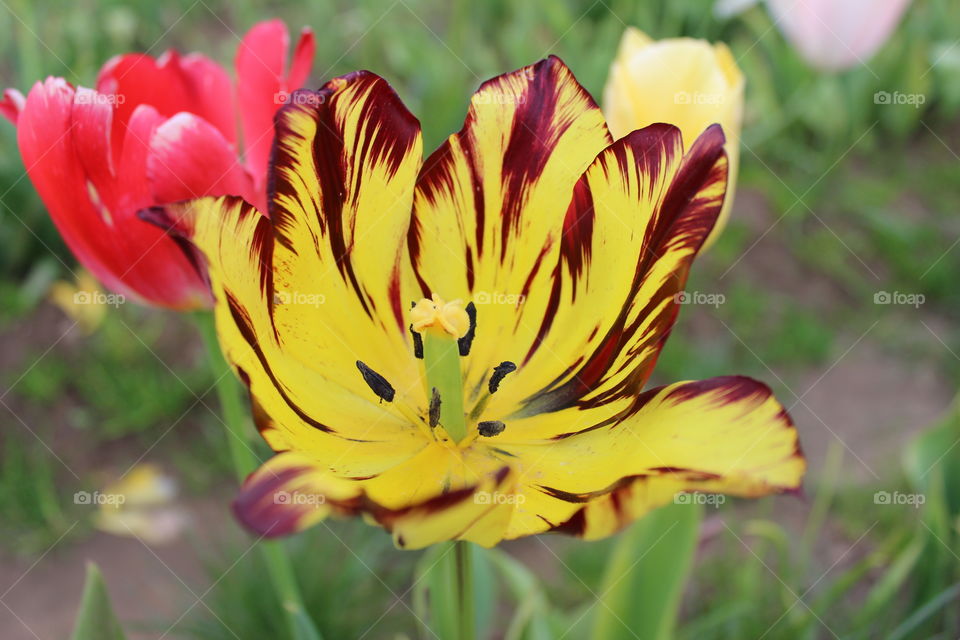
[415,295,470,443]
[410,294,470,339]
[358,293,517,446]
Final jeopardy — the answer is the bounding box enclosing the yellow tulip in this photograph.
[147,58,803,549]
[48,270,108,333]
[93,464,188,545]
[603,28,744,247]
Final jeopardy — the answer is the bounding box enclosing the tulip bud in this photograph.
[603,28,744,248]
[767,0,910,72]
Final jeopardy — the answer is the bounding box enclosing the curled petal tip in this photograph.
[0,88,25,125]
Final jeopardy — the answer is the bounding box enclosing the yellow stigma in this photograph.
[411,294,470,339]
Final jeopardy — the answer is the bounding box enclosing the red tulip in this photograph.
[1,20,315,310]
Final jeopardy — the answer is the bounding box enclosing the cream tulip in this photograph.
[603,28,744,247]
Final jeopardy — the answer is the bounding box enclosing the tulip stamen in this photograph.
[488,361,517,393]
[468,362,517,420]
[478,420,506,437]
[428,387,441,428]
[355,361,395,403]
[457,302,477,356]
[410,325,424,359]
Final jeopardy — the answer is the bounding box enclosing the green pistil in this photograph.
[423,333,467,443]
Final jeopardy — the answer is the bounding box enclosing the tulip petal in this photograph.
[147,194,427,471]
[0,88,24,124]
[148,112,257,206]
[96,50,235,146]
[410,56,612,400]
[268,71,423,389]
[236,19,316,188]
[494,376,804,540]
[374,461,517,549]
[18,79,209,309]
[475,123,727,430]
[234,448,518,548]
[152,70,424,427]
[233,451,361,537]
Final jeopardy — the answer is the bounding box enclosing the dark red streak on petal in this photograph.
[665,375,768,406]
[226,290,337,434]
[232,464,316,537]
[269,73,420,320]
[520,124,728,416]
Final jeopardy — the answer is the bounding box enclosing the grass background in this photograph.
[2,0,960,638]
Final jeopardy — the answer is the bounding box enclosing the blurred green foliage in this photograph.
[177,521,418,639]
[6,308,208,437]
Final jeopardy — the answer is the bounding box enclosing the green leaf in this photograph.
[853,537,925,629]
[471,544,496,640]
[887,582,960,640]
[488,549,552,640]
[70,563,126,640]
[592,502,703,640]
[286,606,324,640]
[414,545,456,640]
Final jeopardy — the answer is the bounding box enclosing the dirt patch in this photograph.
[0,497,235,640]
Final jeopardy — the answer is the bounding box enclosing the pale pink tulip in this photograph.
[767,0,911,71]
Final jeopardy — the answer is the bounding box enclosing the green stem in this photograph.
[422,333,467,442]
[455,541,476,640]
[194,312,322,640]
[195,312,256,480]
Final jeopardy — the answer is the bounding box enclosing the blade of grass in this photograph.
[593,501,703,640]
[887,582,960,640]
[70,563,126,640]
